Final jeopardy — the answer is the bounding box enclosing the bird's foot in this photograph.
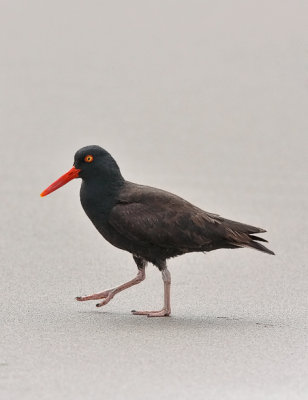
[131,308,171,317]
[95,294,114,308]
[76,289,114,303]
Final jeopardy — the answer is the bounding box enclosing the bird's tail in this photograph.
[223,219,275,255]
[243,236,275,255]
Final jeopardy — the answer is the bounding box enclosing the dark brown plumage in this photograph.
[41,145,274,317]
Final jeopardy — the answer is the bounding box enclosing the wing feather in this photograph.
[108,182,271,255]
[109,184,221,250]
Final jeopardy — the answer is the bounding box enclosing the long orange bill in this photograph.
[40,166,81,197]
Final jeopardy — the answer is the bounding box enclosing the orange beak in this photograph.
[40,166,81,197]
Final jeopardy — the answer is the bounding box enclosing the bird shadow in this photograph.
[77,309,280,333]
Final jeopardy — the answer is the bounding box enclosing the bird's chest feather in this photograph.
[79,181,126,248]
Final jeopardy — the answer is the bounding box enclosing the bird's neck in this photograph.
[80,176,124,219]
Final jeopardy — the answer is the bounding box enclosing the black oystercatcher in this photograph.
[41,145,274,317]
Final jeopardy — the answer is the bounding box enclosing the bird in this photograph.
[41,145,274,317]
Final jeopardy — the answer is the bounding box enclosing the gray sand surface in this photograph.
[1,1,307,399]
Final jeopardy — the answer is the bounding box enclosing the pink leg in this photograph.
[132,268,171,317]
[76,268,146,307]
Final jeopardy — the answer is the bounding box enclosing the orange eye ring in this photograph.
[84,155,94,163]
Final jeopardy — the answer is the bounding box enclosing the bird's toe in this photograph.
[131,309,170,316]
[96,300,107,307]
[131,310,151,315]
[96,295,113,308]
[147,309,171,317]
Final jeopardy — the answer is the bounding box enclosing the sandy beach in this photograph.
[1,1,308,399]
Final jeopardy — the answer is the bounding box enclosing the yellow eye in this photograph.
[84,155,94,163]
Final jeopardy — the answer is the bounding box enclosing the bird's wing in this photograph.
[109,185,222,250]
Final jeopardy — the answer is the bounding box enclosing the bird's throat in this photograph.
[80,178,123,219]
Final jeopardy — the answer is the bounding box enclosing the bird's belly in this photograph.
[84,210,175,261]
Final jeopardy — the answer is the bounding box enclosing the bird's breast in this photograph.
[79,181,129,250]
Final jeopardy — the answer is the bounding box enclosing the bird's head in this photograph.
[40,145,123,197]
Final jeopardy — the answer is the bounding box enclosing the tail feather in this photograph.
[224,221,274,255]
[224,219,266,234]
[248,234,268,243]
[244,240,275,255]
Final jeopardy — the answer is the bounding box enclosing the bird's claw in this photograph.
[95,301,109,308]
[95,293,115,308]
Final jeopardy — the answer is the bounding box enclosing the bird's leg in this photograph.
[132,263,171,317]
[76,255,147,308]
[76,268,146,307]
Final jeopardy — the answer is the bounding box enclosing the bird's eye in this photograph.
[84,155,94,163]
